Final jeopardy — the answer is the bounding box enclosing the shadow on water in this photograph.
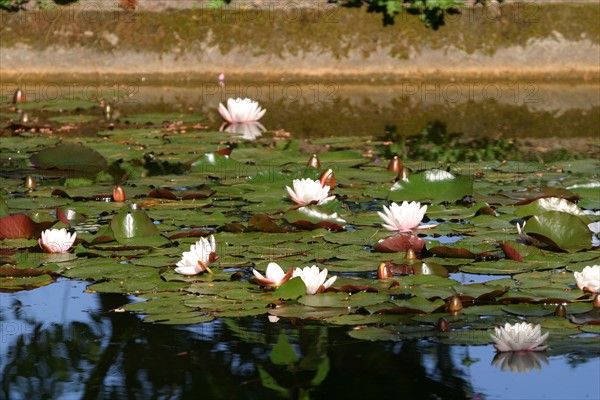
[0,281,476,400]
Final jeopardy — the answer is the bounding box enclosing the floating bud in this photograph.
[20,112,29,124]
[436,317,450,332]
[377,262,393,279]
[448,296,463,313]
[387,156,402,173]
[307,154,321,169]
[112,185,126,202]
[319,168,335,190]
[554,304,567,317]
[405,248,416,260]
[105,104,112,119]
[13,88,26,104]
[24,175,36,190]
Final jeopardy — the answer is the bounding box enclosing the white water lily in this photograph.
[424,169,455,182]
[377,201,434,232]
[220,121,266,140]
[286,178,335,206]
[589,221,600,247]
[292,265,337,295]
[252,262,293,287]
[516,221,537,245]
[218,98,266,123]
[174,235,217,276]
[574,265,600,293]
[491,322,549,352]
[39,228,76,253]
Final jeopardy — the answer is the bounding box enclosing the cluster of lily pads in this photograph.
[1,94,599,354]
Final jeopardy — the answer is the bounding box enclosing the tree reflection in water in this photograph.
[1,286,475,400]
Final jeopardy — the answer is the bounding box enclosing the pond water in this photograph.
[1,279,598,400]
[1,77,599,400]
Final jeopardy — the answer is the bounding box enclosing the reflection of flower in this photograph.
[574,265,600,293]
[286,178,335,206]
[253,262,293,287]
[492,351,549,373]
[378,201,433,232]
[175,235,217,276]
[220,121,266,140]
[39,228,76,253]
[298,206,346,224]
[491,322,549,352]
[292,265,337,295]
[218,98,266,123]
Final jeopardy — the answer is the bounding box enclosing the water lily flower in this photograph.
[174,235,217,276]
[424,169,455,182]
[490,322,549,352]
[516,221,546,247]
[377,201,434,232]
[292,265,337,295]
[218,98,266,123]
[220,121,266,140]
[252,262,293,287]
[589,221,600,247]
[286,178,335,206]
[39,228,76,253]
[574,265,600,293]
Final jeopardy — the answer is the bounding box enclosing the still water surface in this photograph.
[1,279,598,400]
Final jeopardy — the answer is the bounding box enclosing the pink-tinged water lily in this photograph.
[292,265,337,295]
[218,98,266,123]
[286,178,335,206]
[39,228,76,253]
[377,201,434,232]
[574,265,600,293]
[174,235,217,276]
[491,322,549,352]
[252,262,293,287]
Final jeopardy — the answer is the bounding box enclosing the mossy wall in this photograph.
[1,2,598,80]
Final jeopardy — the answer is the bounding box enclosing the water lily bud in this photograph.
[554,304,567,317]
[307,154,321,168]
[387,156,402,173]
[319,169,335,190]
[24,175,36,191]
[448,296,463,313]
[377,262,393,279]
[105,104,112,119]
[405,248,416,260]
[436,317,450,332]
[594,294,600,308]
[20,112,29,124]
[395,166,409,182]
[13,88,25,104]
[112,185,126,202]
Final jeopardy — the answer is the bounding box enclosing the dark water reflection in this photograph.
[1,280,599,400]
[6,80,599,140]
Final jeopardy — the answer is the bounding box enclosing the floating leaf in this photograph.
[373,234,425,254]
[30,144,107,175]
[0,214,54,240]
[525,211,593,252]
